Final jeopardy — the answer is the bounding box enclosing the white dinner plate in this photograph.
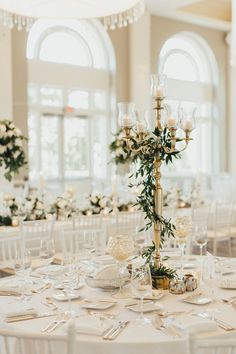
[54,282,83,291]
[127,302,163,313]
[183,295,212,305]
[52,292,81,301]
[81,301,115,310]
[35,265,65,276]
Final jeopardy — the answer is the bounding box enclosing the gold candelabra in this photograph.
[118,74,196,269]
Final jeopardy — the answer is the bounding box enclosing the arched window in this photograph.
[27,19,115,191]
[158,32,219,175]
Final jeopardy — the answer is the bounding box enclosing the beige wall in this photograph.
[151,15,228,172]
[0,25,12,119]
[108,27,130,103]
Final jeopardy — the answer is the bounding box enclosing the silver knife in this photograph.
[103,321,123,339]
[104,321,129,340]
[5,313,54,323]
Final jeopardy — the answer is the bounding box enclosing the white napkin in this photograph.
[93,255,115,265]
[75,317,113,336]
[1,305,37,319]
[94,264,129,280]
[35,265,64,276]
[173,316,218,333]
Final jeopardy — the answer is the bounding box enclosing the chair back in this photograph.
[0,322,76,354]
[22,219,55,256]
[60,227,106,257]
[72,214,103,230]
[189,332,236,354]
[0,234,22,262]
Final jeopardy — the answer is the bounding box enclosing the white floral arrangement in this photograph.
[0,120,27,181]
[24,197,47,221]
[109,129,135,165]
[3,193,18,216]
[81,194,111,215]
[49,196,76,220]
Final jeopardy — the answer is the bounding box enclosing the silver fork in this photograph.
[47,313,70,333]
[41,315,62,333]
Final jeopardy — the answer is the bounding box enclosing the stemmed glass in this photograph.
[175,216,192,277]
[39,239,55,282]
[17,203,27,228]
[14,248,32,302]
[194,225,208,256]
[131,263,152,324]
[106,234,134,299]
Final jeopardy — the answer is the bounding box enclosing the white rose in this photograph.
[36,201,44,210]
[91,196,98,204]
[15,128,21,136]
[9,122,15,129]
[57,200,67,209]
[13,151,20,159]
[15,138,22,147]
[99,197,107,208]
[29,214,36,220]
[7,200,13,207]
[94,207,100,214]
[35,209,42,216]
[0,125,6,133]
[25,201,33,210]
[7,130,14,137]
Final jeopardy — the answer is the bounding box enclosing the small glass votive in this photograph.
[169,278,186,294]
[11,216,19,227]
[183,273,198,291]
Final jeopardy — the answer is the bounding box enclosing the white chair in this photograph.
[0,234,22,262]
[59,228,107,257]
[189,332,236,354]
[72,214,103,230]
[0,322,76,354]
[22,219,55,256]
[208,202,233,256]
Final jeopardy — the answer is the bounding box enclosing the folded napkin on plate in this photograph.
[173,316,218,333]
[51,257,63,265]
[0,286,21,296]
[0,267,15,278]
[93,255,115,265]
[76,317,113,336]
[36,265,64,276]
[5,309,38,319]
[94,264,129,280]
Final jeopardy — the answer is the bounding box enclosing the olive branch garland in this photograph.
[126,127,182,278]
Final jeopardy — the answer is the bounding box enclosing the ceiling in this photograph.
[147,0,231,31]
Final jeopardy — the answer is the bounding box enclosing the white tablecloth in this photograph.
[0,256,236,354]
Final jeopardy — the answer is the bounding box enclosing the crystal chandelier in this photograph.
[0,0,145,31]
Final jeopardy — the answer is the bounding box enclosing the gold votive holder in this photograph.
[152,276,170,290]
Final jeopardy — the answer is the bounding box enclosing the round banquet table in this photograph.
[0,255,236,354]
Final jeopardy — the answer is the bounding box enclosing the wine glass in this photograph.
[175,216,192,277]
[39,239,55,281]
[106,234,134,298]
[14,248,32,302]
[194,225,208,256]
[131,263,152,324]
[17,203,27,228]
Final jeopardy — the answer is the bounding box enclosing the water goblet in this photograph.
[14,248,32,302]
[106,234,134,299]
[194,225,208,256]
[39,239,55,281]
[175,216,192,277]
[131,263,152,324]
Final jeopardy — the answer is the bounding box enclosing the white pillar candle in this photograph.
[122,115,132,127]
[184,120,193,131]
[137,121,146,133]
[155,85,164,98]
[167,117,177,128]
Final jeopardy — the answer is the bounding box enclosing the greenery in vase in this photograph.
[0,120,27,181]
[127,127,182,279]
